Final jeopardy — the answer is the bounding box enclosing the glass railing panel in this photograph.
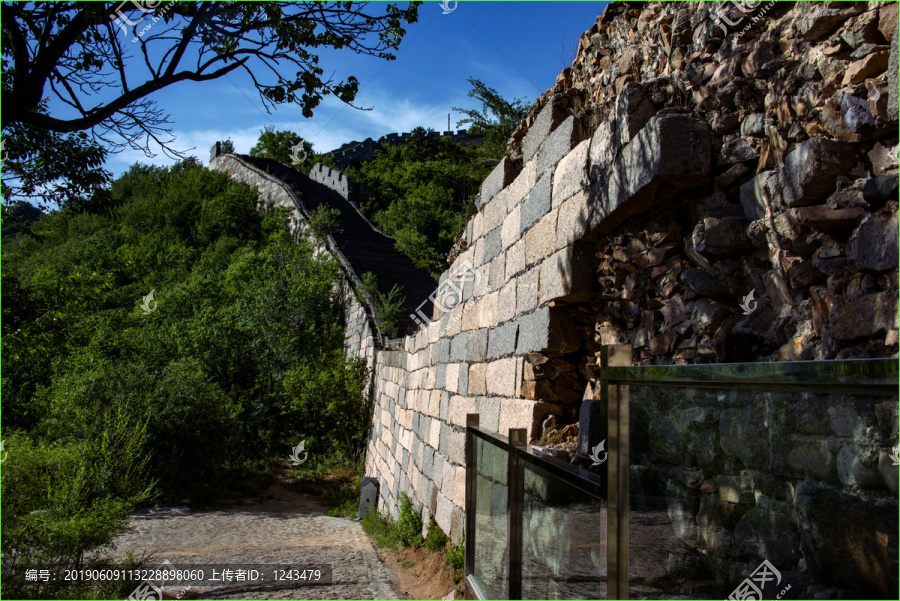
[627,385,899,600]
[471,434,509,599]
[521,460,607,600]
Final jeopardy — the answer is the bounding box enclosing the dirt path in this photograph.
[111,483,405,600]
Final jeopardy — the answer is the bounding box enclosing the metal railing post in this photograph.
[465,413,479,599]
[507,428,527,601]
[605,344,631,600]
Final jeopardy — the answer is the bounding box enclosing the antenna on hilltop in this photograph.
[448,113,450,133]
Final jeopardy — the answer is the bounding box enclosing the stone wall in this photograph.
[210,3,897,595]
[361,3,898,598]
[309,163,350,200]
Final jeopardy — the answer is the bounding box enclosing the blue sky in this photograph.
[102,1,609,177]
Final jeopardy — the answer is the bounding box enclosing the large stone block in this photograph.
[506,239,526,280]
[589,82,657,176]
[502,203,521,250]
[497,278,517,324]
[465,328,489,362]
[831,291,897,340]
[538,243,594,304]
[521,174,552,232]
[556,190,592,247]
[523,98,570,164]
[487,320,519,359]
[537,116,580,176]
[848,212,899,273]
[524,211,558,266]
[515,306,580,354]
[468,363,487,395]
[782,137,858,207]
[486,357,517,397]
[552,139,591,207]
[479,157,517,210]
[588,114,711,236]
[516,267,539,314]
[483,226,502,263]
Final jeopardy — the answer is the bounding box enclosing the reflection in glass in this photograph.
[521,461,607,600]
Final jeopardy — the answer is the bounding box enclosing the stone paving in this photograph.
[111,501,402,600]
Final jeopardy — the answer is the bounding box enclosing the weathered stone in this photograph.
[788,260,827,291]
[589,82,657,176]
[487,320,518,359]
[842,51,890,85]
[796,3,865,41]
[552,139,590,206]
[889,21,899,121]
[516,306,580,354]
[841,93,890,136]
[501,203,521,251]
[680,268,731,299]
[862,175,899,205]
[537,116,580,176]
[690,299,730,335]
[715,134,759,166]
[520,174,552,232]
[589,114,711,236]
[539,243,594,303]
[846,211,899,273]
[695,216,753,258]
[483,226,502,264]
[831,291,898,340]
[739,113,767,137]
[523,98,569,164]
[516,267,539,314]
[782,137,858,207]
[790,206,865,232]
[524,211,557,266]
[879,3,898,42]
[738,170,780,220]
[479,157,517,210]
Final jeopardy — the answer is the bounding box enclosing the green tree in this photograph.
[1,1,420,207]
[452,76,529,162]
[249,126,304,165]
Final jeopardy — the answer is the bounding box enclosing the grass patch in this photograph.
[360,495,465,587]
[424,516,449,551]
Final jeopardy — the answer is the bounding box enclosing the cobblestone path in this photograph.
[111,493,402,600]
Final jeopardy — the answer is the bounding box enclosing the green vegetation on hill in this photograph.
[346,127,491,278]
[1,159,371,598]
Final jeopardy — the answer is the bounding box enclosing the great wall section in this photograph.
[210,2,899,597]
